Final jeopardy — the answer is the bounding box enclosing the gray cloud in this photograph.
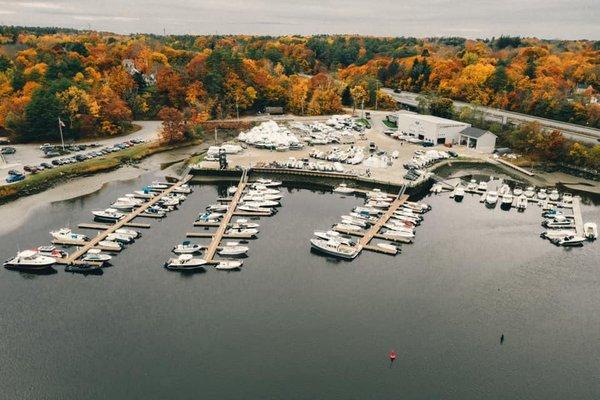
[0,0,598,39]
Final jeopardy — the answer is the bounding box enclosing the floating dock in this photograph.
[203,170,248,264]
[572,197,584,236]
[357,193,410,252]
[55,175,192,265]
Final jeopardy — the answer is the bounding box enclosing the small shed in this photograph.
[459,127,497,153]
[265,106,284,115]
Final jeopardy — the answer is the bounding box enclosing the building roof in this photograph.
[460,127,496,139]
[397,113,469,126]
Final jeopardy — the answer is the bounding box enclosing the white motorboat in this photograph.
[405,201,431,213]
[110,201,137,211]
[249,185,280,195]
[551,235,585,247]
[218,242,249,256]
[485,191,499,205]
[430,183,443,194]
[197,212,223,221]
[477,181,488,191]
[376,243,399,254]
[383,224,415,236]
[524,186,535,198]
[349,212,378,223]
[82,249,112,262]
[232,218,260,229]
[238,204,273,214]
[35,245,67,258]
[92,209,124,222]
[313,230,354,246]
[453,186,465,201]
[133,190,154,199]
[540,229,577,240]
[159,197,180,207]
[537,189,547,200]
[584,222,598,240]
[353,206,381,216]
[513,187,523,196]
[4,250,55,269]
[106,233,135,244]
[548,189,560,201]
[225,227,259,237]
[115,228,140,238]
[542,215,575,229]
[391,215,419,226]
[366,200,391,209]
[340,216,369,228]
[142,208,166,218]
[215,260,243,270]
[310,238,359,259]
[562,193,573,203]
[98,240,123,251]
[207,204,229,212]
[164,254,207,271]
[381,229,414,240]
[227,186,237,195]
[173,241,203,254]
[467,179,477,191]
[50,228,89,242]
[333,223,362,232]
[255,178,281,187]
[498,184,511,196]
[515,195,528,211]
[119,195,144,205]
[172,184,192,194]
[333,184,354,194]
[501,193,514,208]
[147,181,168,191]
[242,200,279,208]
[394,210,422,221]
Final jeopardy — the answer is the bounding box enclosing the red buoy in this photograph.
[389,350,397,361]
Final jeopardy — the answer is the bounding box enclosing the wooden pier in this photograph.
[55,175,192,265]
[357,193,410,251]
[572,197,584,236]
[78,222,151,230]
[332,227,412,244]
[203,170,248,263]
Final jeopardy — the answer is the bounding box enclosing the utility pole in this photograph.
[375,81,379,111]
[235,94,240,121]
[58,117,65,151]
[361,99,365,119]
[214,127,217,143]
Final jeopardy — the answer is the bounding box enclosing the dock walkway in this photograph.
[572,197,584,236]
[357,194,410,250]
[56,175,192,265]
[203,170,248,263]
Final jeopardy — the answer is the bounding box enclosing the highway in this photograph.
[382,88,600,144]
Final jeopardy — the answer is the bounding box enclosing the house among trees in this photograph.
[574,83,594,95]
[459,127,497,153]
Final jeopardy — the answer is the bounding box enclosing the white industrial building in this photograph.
[396,113,470,145]
[459,127,497,153]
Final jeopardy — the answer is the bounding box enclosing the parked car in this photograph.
[40,162,53,169]
[5,174,25,183]
[8,169,21,176]
[421,142,434,147]
[1,146,16,155]
[23,165,34,172]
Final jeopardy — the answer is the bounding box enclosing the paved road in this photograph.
[1,121,162,183]
[382,89,600,144]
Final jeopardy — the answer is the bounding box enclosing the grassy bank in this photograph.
[0,138,202,204]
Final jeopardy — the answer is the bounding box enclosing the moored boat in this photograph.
[164,254,207,271]
[310,238,359,259]
[4,250,56,270]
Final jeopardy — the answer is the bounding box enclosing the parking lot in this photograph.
[0,121,161,185]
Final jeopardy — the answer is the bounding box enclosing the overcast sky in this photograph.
[0,0,599,39]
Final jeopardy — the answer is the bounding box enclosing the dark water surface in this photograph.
[1,174,599,399]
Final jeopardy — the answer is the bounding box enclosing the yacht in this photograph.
[232,219,260,229]
[513,187,523,196]
[35,245,68,258]
[551,235,585,247]
[50,228,89,242]
[485,191,499,205]
[245,192,283,201]
[215,260,243,270]
[333,223,363,232]
[141,208,166,218]
[310,238,359,259]
[524,186,535,198]
[584,222,598,240]
[333,184,354,194]
[111,199,140,210]
[197,212,223,222]
[477,181,488,191]
[218,242,249,256]
[92,209,124,223]
[501,193,514,209]
[159,197,180,207]
[381,229,414,240]
[313,230,355,246]
[173,241,203,254]
[515,195,528,211]
[249,185,280,194]
[537,188,547,200]
[207,204,230,212]
[98,240,123,252]
[147,181,168,191]
[242,200,279,208]
[82,249,112,263]
[4,250,56,269]
[467,179,477,191]
[164,254,207,271]
[340,216,369,228]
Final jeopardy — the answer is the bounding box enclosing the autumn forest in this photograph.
[0,26,599,151]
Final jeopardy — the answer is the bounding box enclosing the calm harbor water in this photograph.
[0,174,599,399]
